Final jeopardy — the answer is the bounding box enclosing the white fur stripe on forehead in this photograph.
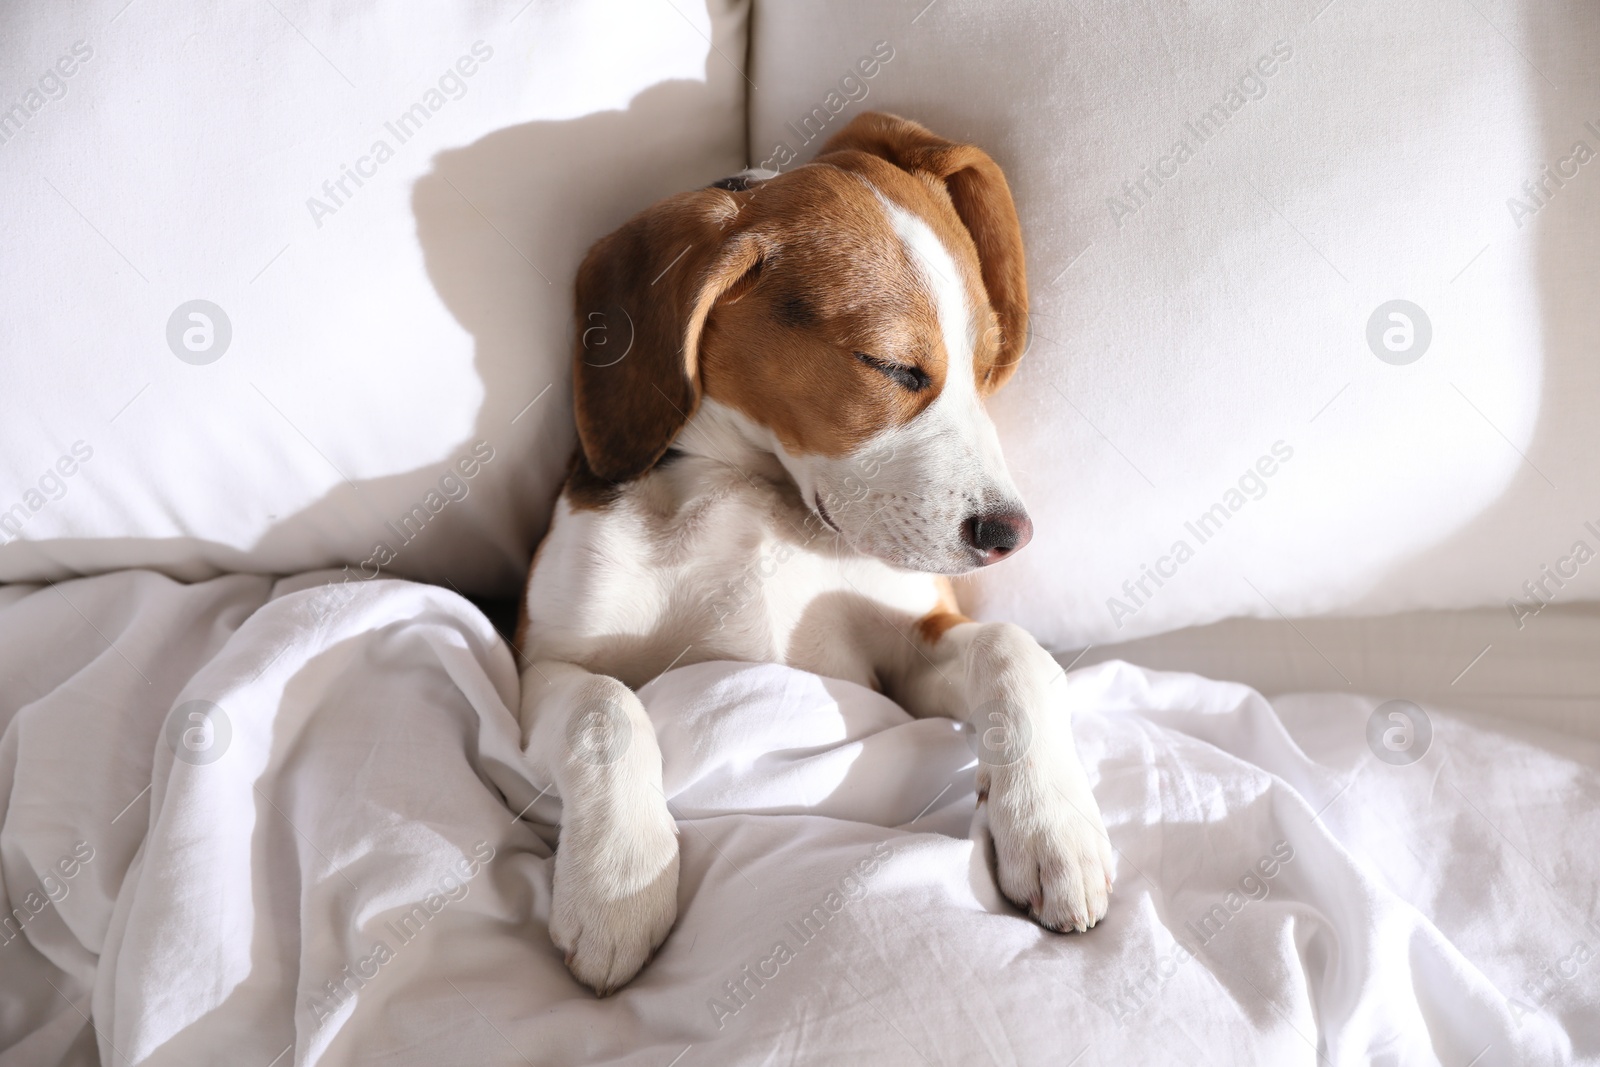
[876,195,977,395]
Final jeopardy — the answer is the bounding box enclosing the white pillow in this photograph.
[749,0,1600,649]
[0,0,749,594]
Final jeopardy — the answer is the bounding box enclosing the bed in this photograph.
[3,571,1596,1065]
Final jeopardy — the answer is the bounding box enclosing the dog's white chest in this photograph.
[522,461,942,690]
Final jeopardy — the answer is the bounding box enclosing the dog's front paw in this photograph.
[550,801,679,996]
[983,764,1113,933]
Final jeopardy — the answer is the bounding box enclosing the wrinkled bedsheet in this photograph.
[1,571,1596,1066]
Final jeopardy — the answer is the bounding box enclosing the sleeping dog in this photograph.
[515,112,1112,995]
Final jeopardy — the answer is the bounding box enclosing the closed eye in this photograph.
[854,352,930,393]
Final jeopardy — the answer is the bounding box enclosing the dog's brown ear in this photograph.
[820,112,1029,393]
[573,189,765,482]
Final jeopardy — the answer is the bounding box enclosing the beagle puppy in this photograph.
[516,112,1112,995]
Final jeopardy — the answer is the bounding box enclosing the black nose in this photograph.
[962,508,1034,565]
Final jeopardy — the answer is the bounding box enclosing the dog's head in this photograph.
[572,112,1031,574]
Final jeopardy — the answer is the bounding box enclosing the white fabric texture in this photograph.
[0,0,748,593]
[1076,603,1600,739]
[2,572,1595,1065]
[748,0,1600,648]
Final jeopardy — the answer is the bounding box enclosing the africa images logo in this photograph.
[306,841,495,1027]
[305,42,494,229]
[0,40,93,146]
[707,843,891,1030]
[1106,41,1294,228]
[1106,441,1295,629]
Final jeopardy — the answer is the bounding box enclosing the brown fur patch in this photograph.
[562,447,624,511]
[915,608,973,645]
[569,111,1029,478]
[819,113,1029,396]
[774,293,816,328]
[571,189,765,481]
[915,579,969,644]
[698,163,950,457]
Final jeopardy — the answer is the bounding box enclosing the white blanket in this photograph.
[1,572,1595,1066]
